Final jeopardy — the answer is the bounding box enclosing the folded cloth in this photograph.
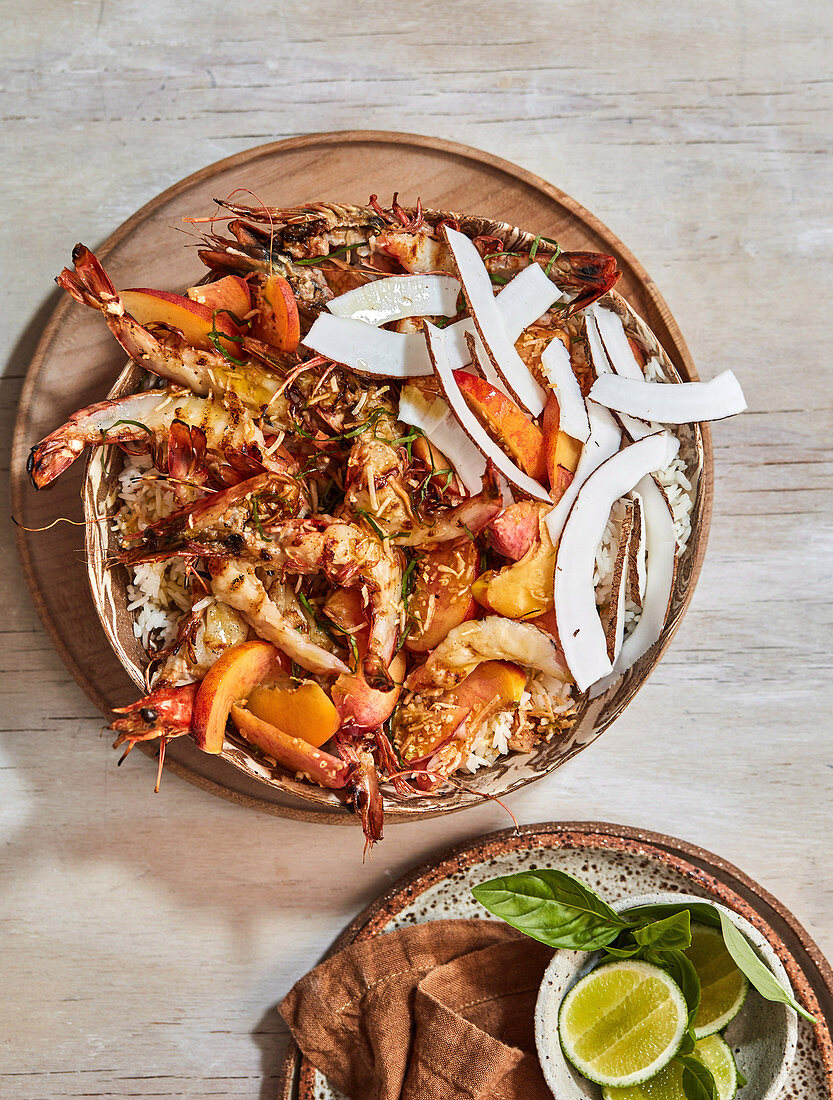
[280,918,554,1100]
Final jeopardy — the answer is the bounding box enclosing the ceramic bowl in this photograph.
[535,892,798,1099]
[83,208,710,820]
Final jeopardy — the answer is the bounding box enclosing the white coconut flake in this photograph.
[553,432,680,691]
[589,370,747,423]
[615,474,678,674]
[591,306,644,380]
[436,264,563,379]
[397,385,486,496]
[539,337,591,442]
[492,261,563,338]
[327,274,460,325]
[585,308,663,442]
[628,491,648,603]
[302,313,432,377]
[603,501,635,664]
[424,321,551,503]
[444,227,547,416]
[545,401,622,545]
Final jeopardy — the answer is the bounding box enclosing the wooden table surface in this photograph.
[2,2,831,1096]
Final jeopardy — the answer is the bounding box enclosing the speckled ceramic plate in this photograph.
[277,822,833,1100]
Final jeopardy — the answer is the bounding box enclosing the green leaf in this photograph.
[603,938,641,959]
[471,869,629,950]
[657,949,701,1027]
[680,1056,719,1100]
[736,1066,748,1088]
[677,1030,696,1057]
[717,911,816,1023]
[624,901,721,930]
[634,911,692,952]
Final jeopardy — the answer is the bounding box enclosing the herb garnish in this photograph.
[472,868,816,1024]
[250,497,272,541]
[293,242,365,266]
[354,507,386,540]
[208,309,248,366]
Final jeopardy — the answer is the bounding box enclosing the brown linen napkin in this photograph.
[280,918,554,1100]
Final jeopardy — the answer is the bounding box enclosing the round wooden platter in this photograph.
[11,130,712,822]
[277,822,833,1100]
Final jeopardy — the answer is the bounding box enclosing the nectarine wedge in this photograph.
[230,706,349,788]
[187,275,251,327]
[246,681,340,749]
[191,640,286,754]
[252,274,300,352]
[487,501,541,561]
[473,508,556,618]
[405,540,479,653]
[120,288,240,355]
[542,392,583,502]
[453,370,546,480]
[397,659,526,763]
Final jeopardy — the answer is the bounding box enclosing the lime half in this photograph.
[558,960,688,1087]
[601,1034,739,1100]
[687,924,749,1038]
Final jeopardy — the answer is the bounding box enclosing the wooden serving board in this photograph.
[10,130,710,821]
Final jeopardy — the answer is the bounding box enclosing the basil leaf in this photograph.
[471,869,629,950]
[677,1030,696,1057]
[634,911,692,952]
[625,901,721,930]
[736,1066,748,1088]
[603,940,641,959]
[658,948,701,1027]
[680,1057,719,1100]
[717,911,816,1023]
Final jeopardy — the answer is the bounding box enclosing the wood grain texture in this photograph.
[1,1,832,1097]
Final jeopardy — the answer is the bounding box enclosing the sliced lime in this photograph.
[687,924,749,1037]
[558,959,688,1087]
[693,1034,739,1100]
[601,1034,739,1100]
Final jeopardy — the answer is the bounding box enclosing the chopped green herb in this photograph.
[294,243,365,266]
[208,309,248,366]
[355,507,386,540]
[251,497,273,542]
[543,244,563,277]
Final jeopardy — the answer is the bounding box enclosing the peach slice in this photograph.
[245,681,340,749]
[405,540,479,654]
[191,640,286,754]
[542,392,583,502]
[252,274,300,352]
[453,370,546,480]
[323,589,407,728]
[487,501,541,561]
[230,706,349,788]
[477,529,554,617]
[398,659,526,763]
[473,506,556,619]
[186,275,251,328]
[332,650,407,730]
[120,288,240,354]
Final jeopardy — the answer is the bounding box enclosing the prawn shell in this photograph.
[85,205,708,822]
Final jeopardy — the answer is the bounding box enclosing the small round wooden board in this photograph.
[276,821,833,1100]
[11,130,711,821]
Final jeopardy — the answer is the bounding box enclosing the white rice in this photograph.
[464,671,574,773]
[113,456,191,651]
